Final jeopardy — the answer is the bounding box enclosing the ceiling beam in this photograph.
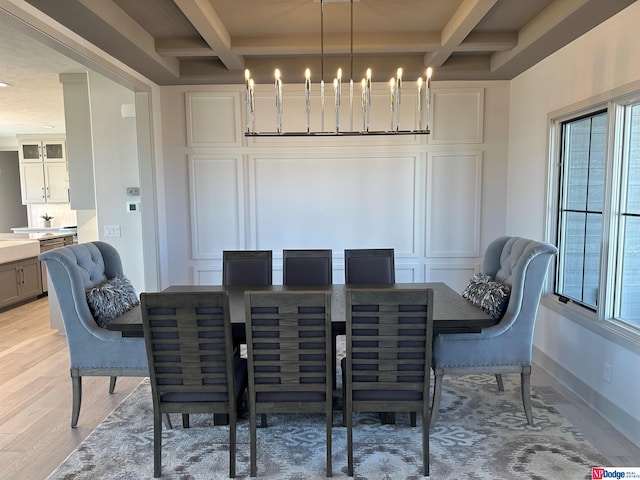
[490,0,635,78]
[172,0,244,71]
[424,0,497,67]
[76,0,180,80]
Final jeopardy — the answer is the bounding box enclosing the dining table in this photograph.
[109,282,495,424]
[108,282,496,339]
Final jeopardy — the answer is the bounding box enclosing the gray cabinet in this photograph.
[0,257,43,310]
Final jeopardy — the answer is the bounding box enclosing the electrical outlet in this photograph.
[603,363,612,384]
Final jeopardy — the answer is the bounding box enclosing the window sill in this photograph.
[541,295,640,355]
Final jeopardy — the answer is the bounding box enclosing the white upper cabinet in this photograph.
[18,137,69,204]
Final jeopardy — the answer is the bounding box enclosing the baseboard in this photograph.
[533,346,640,448]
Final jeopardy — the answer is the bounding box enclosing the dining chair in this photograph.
[431,236,557,428]
[344,287,433,477]
[140,291,248,478]
[38,241,148,428]
[222,250,273,286]
[344,248,395,284]
[244,290,333,478]
[282,249,333,286]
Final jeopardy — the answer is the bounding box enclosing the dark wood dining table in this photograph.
[109,282,494,423]
[109,282,495,338]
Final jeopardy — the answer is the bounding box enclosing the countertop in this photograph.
[0,232,75,263]
[0,231,76,241]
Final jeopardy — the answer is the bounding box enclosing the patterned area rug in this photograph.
[48,367,609,479]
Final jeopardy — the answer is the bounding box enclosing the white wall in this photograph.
[508,2,640,446]
[87,71,145,292]
[159,81,509,290]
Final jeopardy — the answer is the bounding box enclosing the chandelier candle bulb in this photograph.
[366,68,372,132]
[275,69,283,133]
[334,78,340,132]
[305,68,311,133]
[389,77,396,131]
[320,80,325,133]
[417,77,423,131]
[245,69,251,133]
[361,78,366,131]
[396,68,402,131]
[426,67,433,132]
[249,79,255,133]
[349,79,354,131]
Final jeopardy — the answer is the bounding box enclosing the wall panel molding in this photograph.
[430,88,484,144]
[426,151,482,257]
[186,92,242,147]
[189,155,244,259]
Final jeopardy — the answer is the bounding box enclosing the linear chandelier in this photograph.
[243,0,433,137]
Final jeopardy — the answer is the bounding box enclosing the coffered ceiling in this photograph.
[0,0,636,138]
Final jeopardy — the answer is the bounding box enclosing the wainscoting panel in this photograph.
[426,151,482,258]
[189,155,244,259]
[248,154,420,253]
[185,92,242,147]
[430,88,484,144]
[426,261,480,294]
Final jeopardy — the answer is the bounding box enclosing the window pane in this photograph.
[557,111,606,310]
[619,217,640,323]
[617,104,640,326]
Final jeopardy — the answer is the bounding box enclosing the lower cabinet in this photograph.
[0,257,43,310]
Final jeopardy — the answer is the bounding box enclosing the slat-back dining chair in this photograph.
[282,249,333,286]
[344,248,395,284]
[141,291,248,478]
[344,287,433,477]
[245,290,333,478]
[222,250,273,286]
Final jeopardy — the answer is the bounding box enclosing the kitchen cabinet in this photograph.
[18,138,69,205]
[0,257,42,310]
[39,235,74,292]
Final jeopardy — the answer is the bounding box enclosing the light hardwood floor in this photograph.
[0,296,638,480]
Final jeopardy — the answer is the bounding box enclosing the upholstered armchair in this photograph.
[39,241,148,428]
[430,236,557,428]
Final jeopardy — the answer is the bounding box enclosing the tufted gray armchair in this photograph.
[39,241,148,428]
[430,236,557,428]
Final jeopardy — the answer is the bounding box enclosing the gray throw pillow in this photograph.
[86,274,140,328]
[462,272,510,320]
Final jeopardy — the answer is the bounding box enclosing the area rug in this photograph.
[48,372,609,479]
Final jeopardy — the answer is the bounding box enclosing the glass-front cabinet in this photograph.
[17,136,68,204]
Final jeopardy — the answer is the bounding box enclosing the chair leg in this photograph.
[521,366,534,425]
[163,414,172,429]
[153,409,162,477]
[229,410,237,478]
[250,410,257,477]
[346,401,353,477]
[410,412,417,427]
[109,376,117,394]
[326,409,332,477]
[70,369,82,428]
[422,401,429,477]
[495,374,504,392]
[182,413,190,428]
[260,413,268,428]
[429,371,443,430]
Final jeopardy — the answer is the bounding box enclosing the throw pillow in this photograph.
[86,274,140,328]
[462,273,511,320]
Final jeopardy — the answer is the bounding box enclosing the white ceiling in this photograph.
[0,0,636,139]
[0,21,86,137]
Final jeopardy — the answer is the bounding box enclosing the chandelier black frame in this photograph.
[243,0,432,137]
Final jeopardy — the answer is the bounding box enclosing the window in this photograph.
[552,94,640,332]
